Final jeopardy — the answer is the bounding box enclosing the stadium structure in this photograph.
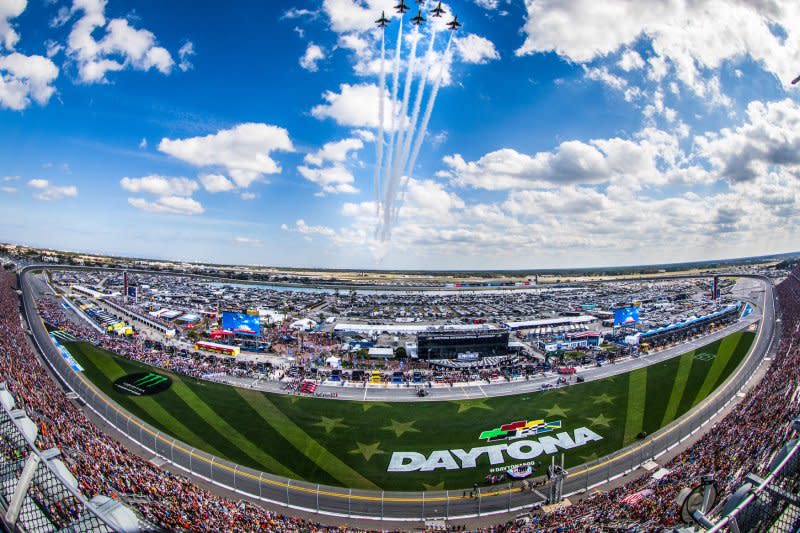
[0,258,798,533]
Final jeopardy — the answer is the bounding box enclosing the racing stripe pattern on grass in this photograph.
[63,330,754,491]
[622,367,647,444]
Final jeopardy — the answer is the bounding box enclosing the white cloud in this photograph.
[45,40,63,58]
[299,42,325,72]
[695,98,800,183]
[322,0,395,34]
[294,218,335,240]
[158,123,294,188]
[298,165,359,194]
[282,7,319,20]
[304,137,364,166]
[234,236,262,246]
[0,52,59,110]
[66,0,175,83]
[139,137,147,148]
[456,34,500,64]
[240,191,257,200]
[128,196,204,215]
[178,41,194,72]
[584,65,627,90]
[515,0,800,100]
[311,83,394,129]
[27,178,78,200]
[119,175,198,197]
[0,0,25,51]
[1,186,16,193]
[474,0,499,9]
[441,128,687,191]
[198,173,235,193]
[618,49,644,71]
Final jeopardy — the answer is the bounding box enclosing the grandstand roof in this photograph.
[502,315,598,330]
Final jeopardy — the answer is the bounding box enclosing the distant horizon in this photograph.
[3,239,797,275]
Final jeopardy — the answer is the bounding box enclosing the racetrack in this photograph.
[19,266,778,520]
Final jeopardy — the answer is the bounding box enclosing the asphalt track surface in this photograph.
[19,267,778,521]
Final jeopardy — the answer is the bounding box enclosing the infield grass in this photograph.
[65,330,753,491]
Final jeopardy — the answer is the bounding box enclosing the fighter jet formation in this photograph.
[792,74,800,85]
[372,2,462,244]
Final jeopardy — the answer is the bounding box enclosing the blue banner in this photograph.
[614,306,640,326]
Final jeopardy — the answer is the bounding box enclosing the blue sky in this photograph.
[1,0,799,269]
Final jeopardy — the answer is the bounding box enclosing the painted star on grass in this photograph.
[362,402,391,412]
[580,452,598,462]
[423,481,445,491]
[542,403,570,418]
[591,393,615,405]
[349,442,386,461]
[587,413,614,429]
[314,416,348,434]
[382,419,420,437]
[453,400,493,413]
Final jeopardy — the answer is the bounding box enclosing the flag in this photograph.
[621,489,653,506]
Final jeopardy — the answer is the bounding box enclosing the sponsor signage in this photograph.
[113,372,172,396]
[387,417,603,472]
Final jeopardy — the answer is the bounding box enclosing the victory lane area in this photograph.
[64,330,753,491]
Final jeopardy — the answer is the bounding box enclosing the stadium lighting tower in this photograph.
[547,454,568,503]
[675,474,719,529]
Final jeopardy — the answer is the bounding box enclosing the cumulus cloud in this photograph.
[294,218,336,240]
[27,178,78,200]
[128,196,204,215]
[696,98,800,183]
[515,0,800,100]
[66,0,175,83]
[198,173,235,193]
[311,83,395,129]
[158,123,294,188]
[0,52,59,110]
[0,0,25,51]
[299,42,325,72]
[304,137,364,166]
[456,34,500,64]
[119,175,198,197]
[298,165,359,194]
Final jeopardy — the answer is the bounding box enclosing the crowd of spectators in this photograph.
[2,268,798,531]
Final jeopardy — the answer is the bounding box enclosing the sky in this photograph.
[1,0,799,270]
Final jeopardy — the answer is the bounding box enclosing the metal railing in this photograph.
[17,267,782,521]
[0,384,134,532]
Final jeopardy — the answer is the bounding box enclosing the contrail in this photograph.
[406,32,453,189]
[383,26,420,241]
[373,28,386,212]
[382,15,404,222]
[394,32,454,223]
[401,26,437,181]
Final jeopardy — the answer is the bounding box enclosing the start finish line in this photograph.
[387,427,603,472]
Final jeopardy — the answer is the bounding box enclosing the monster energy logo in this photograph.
[114,372,172,396]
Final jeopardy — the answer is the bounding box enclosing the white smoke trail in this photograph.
[373,28,386,212]
[382,26,420,241]
[393,31,454,223]
[382,16,404,224]
[401,26,437,181]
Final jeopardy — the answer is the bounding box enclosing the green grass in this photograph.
[66,330,754,491]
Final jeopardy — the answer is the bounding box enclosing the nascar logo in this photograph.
[479,419,562,442]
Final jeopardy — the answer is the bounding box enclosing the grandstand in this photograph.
[1,266,799,532]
